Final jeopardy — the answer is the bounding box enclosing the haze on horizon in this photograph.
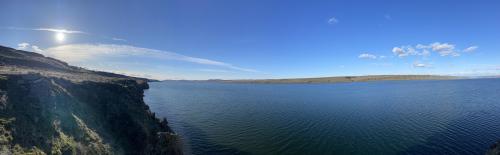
[1,0,499,80]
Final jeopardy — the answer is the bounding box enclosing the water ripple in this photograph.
[145,79,500,155]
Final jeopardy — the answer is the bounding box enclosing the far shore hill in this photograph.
[213,75,464,84]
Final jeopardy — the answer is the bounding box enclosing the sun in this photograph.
[55,32,65,42]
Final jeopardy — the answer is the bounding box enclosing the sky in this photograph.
[1,0,500,80]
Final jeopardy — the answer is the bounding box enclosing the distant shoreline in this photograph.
[159,75,500,84]
[207,75,464,84]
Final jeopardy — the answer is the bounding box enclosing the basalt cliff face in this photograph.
[0,45,181,154]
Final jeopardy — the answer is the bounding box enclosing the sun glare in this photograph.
[55,32,65,42]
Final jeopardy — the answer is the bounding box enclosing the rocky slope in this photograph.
[488,140,500,155]
[0,45,181,154]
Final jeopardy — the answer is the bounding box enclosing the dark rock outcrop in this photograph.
[487,140,500,155]
[0,45,182,154]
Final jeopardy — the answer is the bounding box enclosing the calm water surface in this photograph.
[144,79,500,155]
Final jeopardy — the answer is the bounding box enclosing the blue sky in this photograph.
[1,0,499,80]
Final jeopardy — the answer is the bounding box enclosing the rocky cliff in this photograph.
[488,140,500,155]
[0,45,181,154]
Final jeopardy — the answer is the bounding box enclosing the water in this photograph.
[144,79,500,155]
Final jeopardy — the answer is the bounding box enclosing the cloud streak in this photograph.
[43,44,258,73]
[32,28,85,34]
[413,62,431,68]
[463,46,478,52]
[5,27,126,41]
[7,27,85,34]
[358,53,377,59]
[112,37,127,42]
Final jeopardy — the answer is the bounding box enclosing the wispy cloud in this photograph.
[32,28,85,34]
[112,37,127,42]
[392,46,424,57]
[392,42,474,57]
[358,53,388,60]
[428,42,458,56]
[413,62,431,68]
[327,17,339,24]
[358,53,377,59]
[7,27,85,34]
[43,44,259,73]
[463,46,478,52]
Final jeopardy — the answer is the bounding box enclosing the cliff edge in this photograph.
[0,45,182,154]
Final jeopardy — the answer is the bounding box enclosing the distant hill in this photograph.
[225,75,459,84]
[0,45,181,154]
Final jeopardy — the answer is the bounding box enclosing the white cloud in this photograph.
[413,62,431,68]
[415,44,429,49]
[43,44,258,73]
[31,45,44,53]
[463,46,478,52]
[392,42,470,57]
[392,47,406,57]
[430,42,458,56]
[358,53,377,59]
[17,42,30,49]
[392,46,425,57]
[112,37,127,42]
[328,17,339,24]
[413,63,427,68]
[421,49,431,56]
[16,42,44,53]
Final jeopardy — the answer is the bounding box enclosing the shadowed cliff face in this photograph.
[0,46,181,154]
